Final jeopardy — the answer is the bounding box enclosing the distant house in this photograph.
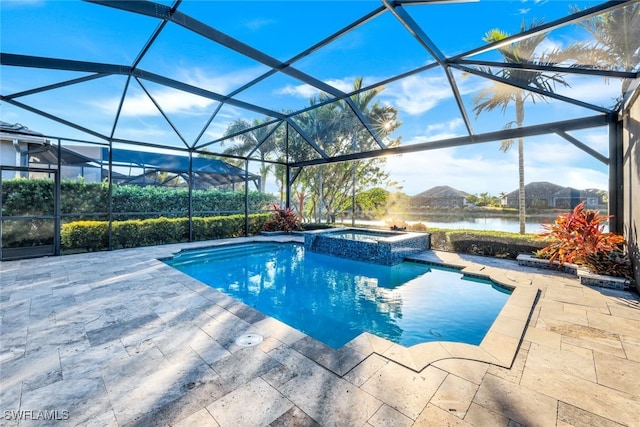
[502,181,607,209]
[552,187,606,209]
[502,182,565,209]
[1,122,259,190]
[0,121,50,177]
[410,185,470,209]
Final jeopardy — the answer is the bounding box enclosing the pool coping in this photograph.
[161,236,539,377]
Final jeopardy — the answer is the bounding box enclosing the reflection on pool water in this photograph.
[164,242,511,348]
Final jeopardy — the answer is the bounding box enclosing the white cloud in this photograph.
[93,77,220,118]
[198,104,250,142]
[386,148,516,196]
[385,123,608,196]
[525,141,582,164]
[276,83,321,99]
[244,18,275,32]
[556,76,622,108]
[525,165,607,191]
[580,129,609,152]
[179,66,263,96]
[275,77,357,99]
[94,90,214,118]
[425,118,465,139]
[114,125,173,140]
[386,75,454,115]
[403,118,465,144]
[536,38,563,57]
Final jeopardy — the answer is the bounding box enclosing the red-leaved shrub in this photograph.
[262,204,302,232]
[537,201,632,278]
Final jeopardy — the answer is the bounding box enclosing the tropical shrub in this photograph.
[536,201,632,278]
[445,230,544,258]
[61,213,271,251]
[112,220,144,248]
[262,205,302,232]
[584,250,633,279]
[61,221,109,252]
[192,213,269,240]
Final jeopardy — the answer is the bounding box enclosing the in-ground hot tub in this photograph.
[304,228,430,265]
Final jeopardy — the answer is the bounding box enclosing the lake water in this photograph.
[352,217,553,234]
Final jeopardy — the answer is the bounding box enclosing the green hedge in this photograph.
[1,179,56,216]
[2,179,275,248]
[2,179,275,217]
[61,221,109,252]
[429,229,546,259]
[61,213,271,252]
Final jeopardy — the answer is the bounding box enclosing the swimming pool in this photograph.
[164,242,511,348]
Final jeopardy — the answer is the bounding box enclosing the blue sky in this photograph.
[0,0,623,196]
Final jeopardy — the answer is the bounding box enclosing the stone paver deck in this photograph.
[1,236,639,426]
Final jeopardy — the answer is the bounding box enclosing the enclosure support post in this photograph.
[54,138,61,255]
[286,165,291,209]
[245,159,249,237]
[285,123,292,209]
[188,151,193,242]
[609,119,623,234]
[352,134,356,227]
[107,141,113,251]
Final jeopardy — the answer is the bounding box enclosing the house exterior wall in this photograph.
[0,139,19,168]
[623,89,640,291]
[505,185,606,210]
[504,187,557,209]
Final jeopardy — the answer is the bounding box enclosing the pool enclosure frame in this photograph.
[1,0,639,263]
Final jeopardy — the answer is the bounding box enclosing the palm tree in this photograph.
[473,20,570,234]
[287,79,401,223]
[340,77,402,147]
[222,117,279,193]
[569,2,640,102]
[336,77,401,224]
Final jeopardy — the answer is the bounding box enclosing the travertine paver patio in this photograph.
[1,235,639,426]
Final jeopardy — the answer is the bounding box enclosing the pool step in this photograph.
[168,243,286,266]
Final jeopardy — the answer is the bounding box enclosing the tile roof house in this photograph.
[501,182,565,209]
[0,121,49,172]
[552,187,607,209]
[502,182,607,209]
[410,185,470,209]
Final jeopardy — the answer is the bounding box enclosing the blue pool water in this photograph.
[165,243,511,348]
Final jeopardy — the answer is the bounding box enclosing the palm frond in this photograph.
[571,3,640,71]
[500,138,514,152]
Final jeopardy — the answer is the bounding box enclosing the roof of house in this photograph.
[503,182,566,198]
[412,185,469,199]
[0,121,44,137]
[553,187,605,198]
